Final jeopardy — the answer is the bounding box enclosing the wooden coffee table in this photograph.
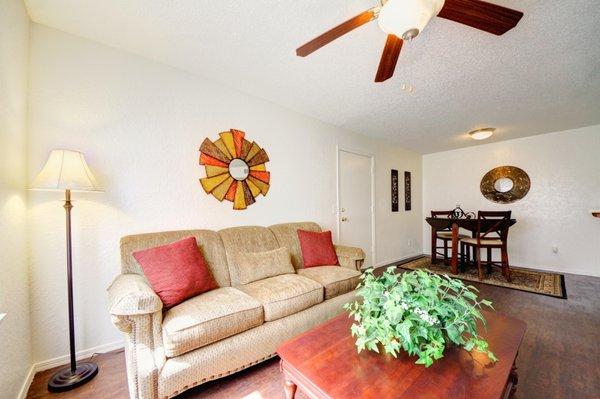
[277,310,526,399]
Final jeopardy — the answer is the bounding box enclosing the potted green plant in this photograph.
[344,267,497,367]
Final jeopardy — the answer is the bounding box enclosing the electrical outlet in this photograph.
[552,246,558,254]
[407,239,413,247]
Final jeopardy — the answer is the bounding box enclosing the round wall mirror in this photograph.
[480,166,530,204]
[493,177,514,193]
[229,158,249,181]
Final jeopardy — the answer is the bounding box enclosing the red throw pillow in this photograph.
[133,236,218,308]
[297,229,339,268]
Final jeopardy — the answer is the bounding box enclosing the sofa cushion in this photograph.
[133,236,218,308]
[297,230,339,268]
[162,287,263,357]
[219,226,280,285]
[238,274,323,321]
[269,222,322,269]
[232,247,295,285]
[297,266,361,299]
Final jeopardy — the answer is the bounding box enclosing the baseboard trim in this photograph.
[17,365,35,399]
[33,340,124,372]
[370,253,424,269]
[18,340,124,398]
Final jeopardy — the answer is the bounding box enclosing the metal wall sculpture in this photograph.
[391,169,399,212]
[404,171,411,211]
[199,129,270,210]
[480,166,530,204]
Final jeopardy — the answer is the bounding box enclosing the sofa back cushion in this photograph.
[120,229,231,287]
[232,247,295,285]
[269,222,322,269]
[219,226,280,285]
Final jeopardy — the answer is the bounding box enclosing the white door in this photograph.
[338,149,374,268]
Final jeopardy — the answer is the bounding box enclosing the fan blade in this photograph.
[296,8,378,57]
[437,0,523,36]
[375,35,403,83]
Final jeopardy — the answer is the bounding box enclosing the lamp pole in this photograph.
[47,189,98,392]
[64,189,77,373]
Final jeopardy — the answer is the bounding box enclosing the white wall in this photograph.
[27,25,422,363]
[0,0,32,397]
[423,125,600,277]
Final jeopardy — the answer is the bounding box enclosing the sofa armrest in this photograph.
[108,274,165,398]
[335,245,365,271]
[118,312,166,399]
[107,273,163,316]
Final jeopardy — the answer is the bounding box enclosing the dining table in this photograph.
[425,217,517,274]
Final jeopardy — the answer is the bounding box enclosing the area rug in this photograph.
[396,256,567,299]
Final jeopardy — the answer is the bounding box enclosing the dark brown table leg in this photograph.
[431,227,437,263]
[284,379,297,399]
[508,354,519,398]
[502,355,519,399]
[509,363,518,398]
[280,360,297,399]
[451,222,459,274]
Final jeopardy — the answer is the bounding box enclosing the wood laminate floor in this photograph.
[26,272,600,399]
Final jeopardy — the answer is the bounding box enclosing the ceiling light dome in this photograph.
[469,128,495,140]
[378,0,445,40]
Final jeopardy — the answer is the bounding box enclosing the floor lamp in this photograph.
[30,149,101,392]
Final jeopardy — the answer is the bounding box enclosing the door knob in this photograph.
[341,217,348,222]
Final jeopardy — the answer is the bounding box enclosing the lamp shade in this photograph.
[30,149,100,191]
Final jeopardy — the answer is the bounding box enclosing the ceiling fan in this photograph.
[296,0,523,82]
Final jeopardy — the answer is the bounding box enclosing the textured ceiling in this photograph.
[24,0,600,153]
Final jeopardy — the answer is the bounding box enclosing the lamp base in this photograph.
[48,362,98,392]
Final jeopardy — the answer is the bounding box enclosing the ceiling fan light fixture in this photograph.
[378,0,445,40]
[469,127,495,140]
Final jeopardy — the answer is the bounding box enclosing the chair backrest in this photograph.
[431,210,454,231]
[476,211,512,243]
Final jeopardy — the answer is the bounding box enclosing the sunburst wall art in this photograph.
[199,129,270,210]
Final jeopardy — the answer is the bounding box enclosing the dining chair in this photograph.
[460,211,512,281]
[431,210,468,265]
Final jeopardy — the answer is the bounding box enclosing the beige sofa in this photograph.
[107,222,365,399]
